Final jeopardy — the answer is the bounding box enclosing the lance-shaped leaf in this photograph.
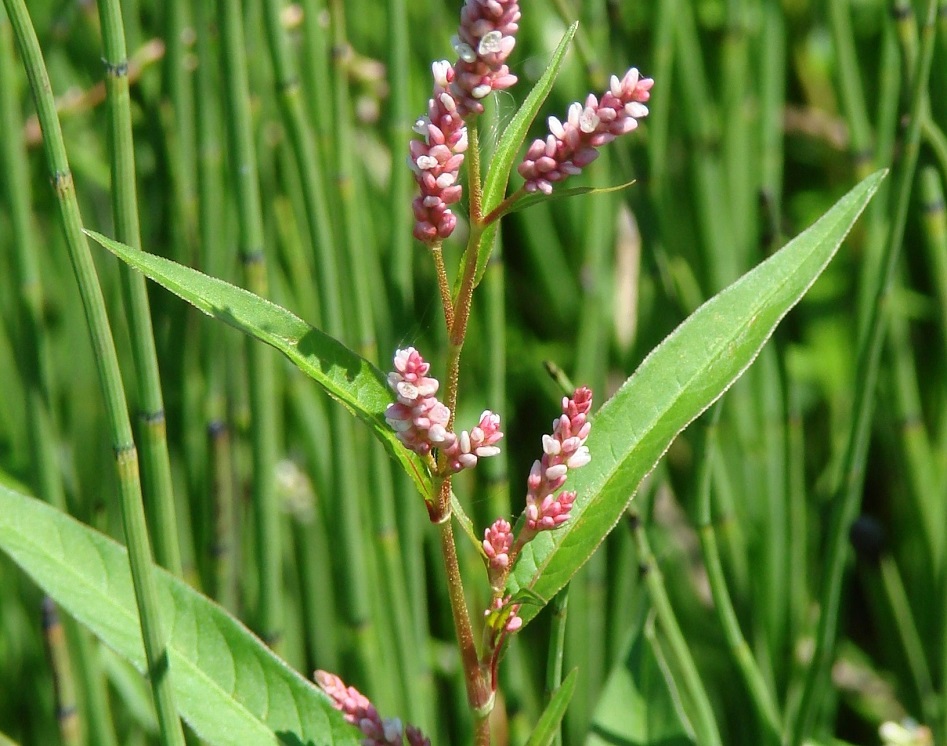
[507,171,885,626]
[460,22,577,292]
[588,600,694,745]
[0,484,361,746]
[85,230,432,501]
[522,669,578,746]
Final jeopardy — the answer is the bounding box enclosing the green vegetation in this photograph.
[0,1,944,745]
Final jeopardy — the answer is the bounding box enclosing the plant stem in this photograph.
[628,508,723,746]
[41,599,80,745]
[97,0,182,578]
[545,588,569,746]
[216,0,282,650]
[387,0,415,316]
[790,1,937,740]
[438,516,492,737]
[1,0,185,742]
[431,243,456,330]
[0,19,88,745]
[696,404,782,743]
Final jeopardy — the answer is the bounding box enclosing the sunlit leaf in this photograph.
[0,484,361,746]
[461,21,578,290]
[522,669,578,746]
[507,171,886,625]
[85,230,433,502]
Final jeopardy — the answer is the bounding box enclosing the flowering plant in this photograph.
[0,0,887,743]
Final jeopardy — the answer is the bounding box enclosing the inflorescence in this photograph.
[316,671,431,746]
[518,69,654,195]
[323,0,649,729]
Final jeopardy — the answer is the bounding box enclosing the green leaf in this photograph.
[587,602,694,746]
[0,484,361,746]
[491,180,636,220]
[84,229,433,501]
[507,170,886,626]
[464,21,578,289]
[522,669,578,746]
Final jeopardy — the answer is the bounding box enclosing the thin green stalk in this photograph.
[216,0,282,650]
[758,1,785,246]
[387,0,415,316]
[66,624,119,746]
[756,347,790,687]
[298,0,334,151]
[327,0,384,357]
[785,383,808,652]
[367,443,431,725]
[918,168,947,483]
[0,22,88,744]
[828,0,874,176]
[569,173,613,738]
[193,0,238,604]
[672,0,737,290]
[695,404,782,743]
[628,508,723,746]
[0,13,63,518]
[885,275,940,568]
[921,119,947,178]
[260,0,339,328]
[96,0,182,578]
[856,26,901,340]
[41,599,80,746]
[1,1,185,742]
[545,589,569,746]
[790,2,937,740]
[721,0,753,259]
[207,422,237,612]
[877,556,937,726]
[283,378,338,653]
[160,0,196,253]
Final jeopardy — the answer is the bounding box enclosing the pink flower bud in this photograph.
[483,518,513,571]
[520,389,593,535]
[518,69,652,194]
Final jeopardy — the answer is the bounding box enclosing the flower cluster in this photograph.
[316,671,430,746]
[484,594,522,635]
[408,0,521,241]
[450,0,520,116]
[409,62,468,243]
[482,518,513,574]
[518,68,654,194]
[384,347,503,472]
[523,387,592,532]
[481,388,593,590]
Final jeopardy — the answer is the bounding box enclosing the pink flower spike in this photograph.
[442,409,504,472]
[449,0,521,116]
[520,388,593,535]
[409,62,468,243]
[384,347,457,459]
[315,670,431,746]
[518,69,652,194]
[483,518,513,571]
[406,725,432,746]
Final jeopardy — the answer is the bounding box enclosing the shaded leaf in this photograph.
[586,602,694,746]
